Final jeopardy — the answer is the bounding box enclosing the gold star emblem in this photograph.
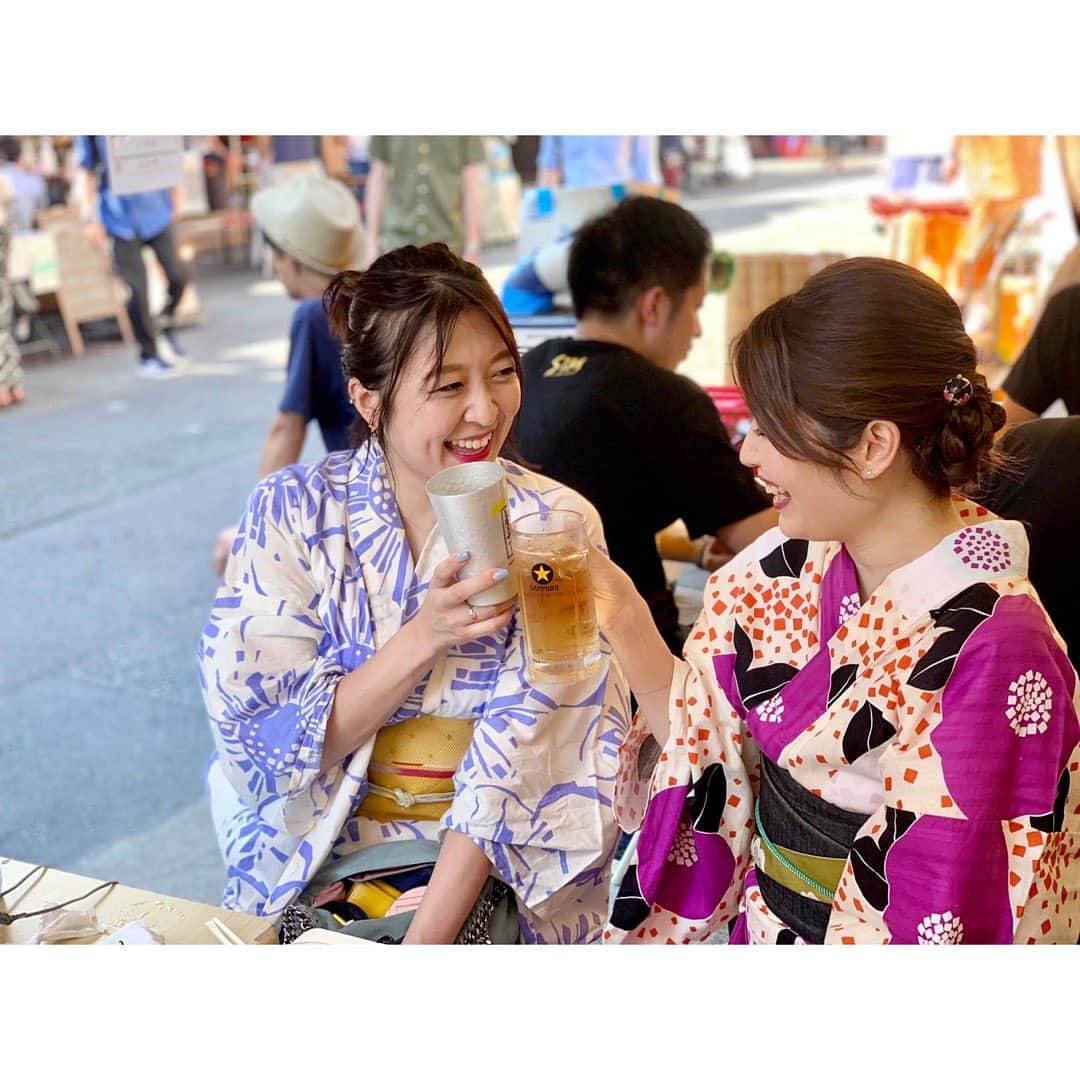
[531,563,554,585]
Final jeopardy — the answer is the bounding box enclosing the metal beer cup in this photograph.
[426,461,516,607]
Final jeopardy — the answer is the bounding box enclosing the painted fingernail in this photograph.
[491,568,509,581]
[455,551,470,562]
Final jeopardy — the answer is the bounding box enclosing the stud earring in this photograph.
[864,469,873,478]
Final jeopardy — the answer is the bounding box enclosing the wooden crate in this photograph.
[726,252,844,347]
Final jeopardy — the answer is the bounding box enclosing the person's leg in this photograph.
[146,225,192,359]
[0,273,24,404]
[111,235,157,360]
[147,224,190,326]
[0,245,26,402]
[0,336,24,405]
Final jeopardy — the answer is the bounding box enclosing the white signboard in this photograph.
[8,231,59,295]
[104,136,185,196]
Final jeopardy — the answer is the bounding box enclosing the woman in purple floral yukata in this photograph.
[593,257,1080,944]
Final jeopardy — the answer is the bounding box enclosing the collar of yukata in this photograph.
[345,437,397,508]
[874,496,1029,622]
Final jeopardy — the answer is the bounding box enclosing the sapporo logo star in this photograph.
[530,562,554,585]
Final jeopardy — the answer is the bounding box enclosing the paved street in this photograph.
[0,153,887,905]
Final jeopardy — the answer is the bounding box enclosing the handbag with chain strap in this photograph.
[278,838,519,945]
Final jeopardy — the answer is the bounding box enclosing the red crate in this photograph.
[704,385,752,447]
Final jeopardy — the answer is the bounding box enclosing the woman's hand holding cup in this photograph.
[415,551,516,654]
[587,545,648,638]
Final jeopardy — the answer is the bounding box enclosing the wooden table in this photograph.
[0,857,278,945]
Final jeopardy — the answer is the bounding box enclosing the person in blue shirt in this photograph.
[74,136,191,378]
[211,174,361,576]
[0,137,47,234]
[536,136,659,190]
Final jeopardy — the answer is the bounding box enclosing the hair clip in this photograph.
[943,373,973,408]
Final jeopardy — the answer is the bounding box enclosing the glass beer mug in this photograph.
[510,509,601,682]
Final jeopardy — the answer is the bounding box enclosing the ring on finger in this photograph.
[466,602,478,624]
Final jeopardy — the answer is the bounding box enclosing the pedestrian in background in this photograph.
[75,136,190,379]
[823,134,847,171]
[362,136,486,266]
[211,174,362,576]
[253,135,324,186]
[321,136,372,214]
[0,172,27,407]
[536,135,660,189]
[0,137,47,234]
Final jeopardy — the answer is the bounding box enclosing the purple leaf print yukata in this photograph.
[606,499,1080,944]
[198,444,628,943]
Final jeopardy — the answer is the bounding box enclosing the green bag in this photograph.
[279,838,520,945]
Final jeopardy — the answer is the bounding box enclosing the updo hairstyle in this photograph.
[323,244,522,451]
[731,257,1006,497]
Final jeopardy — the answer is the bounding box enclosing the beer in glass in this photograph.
[510,509,601,682]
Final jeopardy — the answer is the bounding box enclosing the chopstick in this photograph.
[205,916,244,946]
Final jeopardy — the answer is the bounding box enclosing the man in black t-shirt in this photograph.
[979,417,1080,662]
[514,196,776,655]
[1001,283,1080,428]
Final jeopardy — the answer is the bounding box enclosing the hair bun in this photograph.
[323,269,365,340]
[920,373,1005,490]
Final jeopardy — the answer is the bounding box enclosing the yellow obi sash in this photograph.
[356,714,474,823]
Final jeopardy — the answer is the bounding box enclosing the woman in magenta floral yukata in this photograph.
[593,257,1080,944]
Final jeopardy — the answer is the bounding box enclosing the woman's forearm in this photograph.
[403,828,493,944]
[321,619,441,770]
[605,598,676,746]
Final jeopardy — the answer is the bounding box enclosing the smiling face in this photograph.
[360,307,522,494]
[738,420,871,542]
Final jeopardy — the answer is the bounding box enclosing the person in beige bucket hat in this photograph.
[211,175,363,575]
[252,174,361,286]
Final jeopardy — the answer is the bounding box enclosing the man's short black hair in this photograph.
[567,195,711,320]
[0,137,23,164]
[261,230,284,258]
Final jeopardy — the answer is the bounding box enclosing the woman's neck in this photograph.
[846,489,964,603]
[375,443,437,561]
[393,477,437,561]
